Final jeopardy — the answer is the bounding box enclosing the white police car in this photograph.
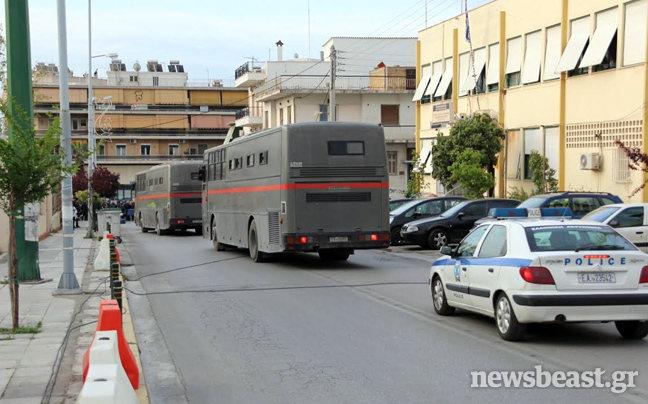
[429,208,648,341]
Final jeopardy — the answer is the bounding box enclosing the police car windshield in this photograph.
[525,225,637,252]
[517,196,548,209]
[581,206,620,223]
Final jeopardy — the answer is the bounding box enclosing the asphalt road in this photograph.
[120,222,648,404]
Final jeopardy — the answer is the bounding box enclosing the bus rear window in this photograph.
[328,141,364,155]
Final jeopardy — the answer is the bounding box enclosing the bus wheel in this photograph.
[248,220,265,263]
[319,249,350,261]
[212,223,226,251]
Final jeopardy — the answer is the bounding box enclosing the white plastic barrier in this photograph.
[94,236,111,271]
[76,331,139,404]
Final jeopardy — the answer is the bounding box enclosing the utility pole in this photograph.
[5,0,41,281]
[56,0,81,292]
[330,45,336,122]
[86,0,95,239]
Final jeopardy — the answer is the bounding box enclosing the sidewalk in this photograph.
[0,221,147,404]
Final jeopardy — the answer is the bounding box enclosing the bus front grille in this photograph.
[291,167,385,178]
[268,211,280,244]
[306,192,371,203]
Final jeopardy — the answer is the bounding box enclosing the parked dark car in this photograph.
[516,192,622,219]
[389,198,414,211]
[400,198,520,249]
[390,197,466,244]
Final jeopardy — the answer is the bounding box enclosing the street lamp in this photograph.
[86,0,117,237]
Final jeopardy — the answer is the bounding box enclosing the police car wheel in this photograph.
[615,321,648,340]
[495,293,526,341]
[427,229,448,250]
[431,276,455,316]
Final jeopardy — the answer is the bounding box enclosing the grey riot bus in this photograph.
[201,122,391,262]
[134,161,203,235]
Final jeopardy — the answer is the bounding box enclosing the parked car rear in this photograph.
[390,197,465,245]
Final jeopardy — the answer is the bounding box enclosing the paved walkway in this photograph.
[0,221,128,404]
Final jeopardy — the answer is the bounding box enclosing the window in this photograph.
[462,201,488,217]
[153,76,159,86]
[457,225,489,257]
[116,144,126,156]
[80,119,87,128]
[287,106,292,124]
[328,141,364,156]
[247,154,255,167]
[571,197,602,216]
[387,151,397,175]
[505,37,522,88]
[523,128,541,179]
[412,65,432,102]
[545,25,562,80]
[434,57,453,100]
[612,207,644,228]
[72,119,78,130]
[478,225,507,258]
[525,225,635,252]
[381,105,399,126]
[624,0,647,66]
[140,144,151,156]
[264,110,269,128]
[486,43,500,92]
[579,8,618,73]
[279,108,284,126]
[319,105,328,122]
[545,197,569,208]
[613,148,631,183]
[426,61,443,102]
[198,144,208,154]
[129,75,138,82]
[169,144,179,156]
[522,31,541,84]
[458,53,470,96]
[98,145,105,155]
[462,47,486,95]
[555,16,590,76]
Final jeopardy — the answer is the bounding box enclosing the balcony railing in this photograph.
[235,62,265,80]
[254,75,415,99]
[96,154,204,161]
[235,106,263,120]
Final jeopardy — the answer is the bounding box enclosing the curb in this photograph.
[122,278,150,404]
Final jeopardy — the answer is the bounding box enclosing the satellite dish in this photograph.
[133,60,141,72]
[294,53,299,59]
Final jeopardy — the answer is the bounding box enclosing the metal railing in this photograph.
[96,154,203,161]
[235,106,263,120]
[254,75,415,99]
[235,62,265,80]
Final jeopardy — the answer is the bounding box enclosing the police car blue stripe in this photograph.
[432,258,533,267]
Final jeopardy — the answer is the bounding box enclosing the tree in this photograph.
[73,166,120,199]
[431,113,505,195]
[528,151,559,194]
[0,100,77,330]
[406,151,425,198]
[616,140,648,197]
[449,149,494,198]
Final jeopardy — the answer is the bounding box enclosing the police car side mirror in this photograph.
[440,245,452,256]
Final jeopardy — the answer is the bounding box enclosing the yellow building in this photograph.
[415,0,648,202]
[32,60,248,199]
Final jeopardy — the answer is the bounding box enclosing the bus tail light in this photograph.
[519,267,555,285]
[640,266,648,284]
[176,219,184,224]
[286,236,310,244]
[371,233,390,241]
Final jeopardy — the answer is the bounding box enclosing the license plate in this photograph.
[330,236,349,242]
[527,208,541,218]
[577,272,616,284]
[194,220,202,224]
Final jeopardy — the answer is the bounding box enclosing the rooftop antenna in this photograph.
[245,56,258,68]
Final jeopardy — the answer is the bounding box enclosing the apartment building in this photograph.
[415,0,648,202]
[33,60,247,198]
[234,38,418,198]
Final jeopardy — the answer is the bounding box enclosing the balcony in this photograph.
[254,75,413,102]
[96,154,204,164]
[234,62,266,88]
[383,125,415,142]
[235,106,263,128]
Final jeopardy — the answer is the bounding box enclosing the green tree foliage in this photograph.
[529,150,559,194]
[449,149,494,199]
[406,151,425,198]
[431,113,504,194]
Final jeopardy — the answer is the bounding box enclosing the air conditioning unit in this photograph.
[179,139,187,144]
[129,139,138,144]
[456,112,469,121]
[580,152,601,170]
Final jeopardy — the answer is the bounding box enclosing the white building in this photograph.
[234,37,418,198]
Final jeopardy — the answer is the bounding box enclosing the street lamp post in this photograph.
[86,0,117,237]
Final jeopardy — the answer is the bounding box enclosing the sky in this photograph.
[1,0,491,84]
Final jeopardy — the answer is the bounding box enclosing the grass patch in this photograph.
[0,279,8,285]
[0,321,42,335]
[0,335,14,341]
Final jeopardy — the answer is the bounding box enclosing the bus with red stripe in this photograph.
[201,122,391,262]
[134,161,203,235]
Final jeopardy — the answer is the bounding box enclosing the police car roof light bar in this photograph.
[487,207,573,219]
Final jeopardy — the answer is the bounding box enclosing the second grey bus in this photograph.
[134,161,203,235]
[201,122,391,262]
